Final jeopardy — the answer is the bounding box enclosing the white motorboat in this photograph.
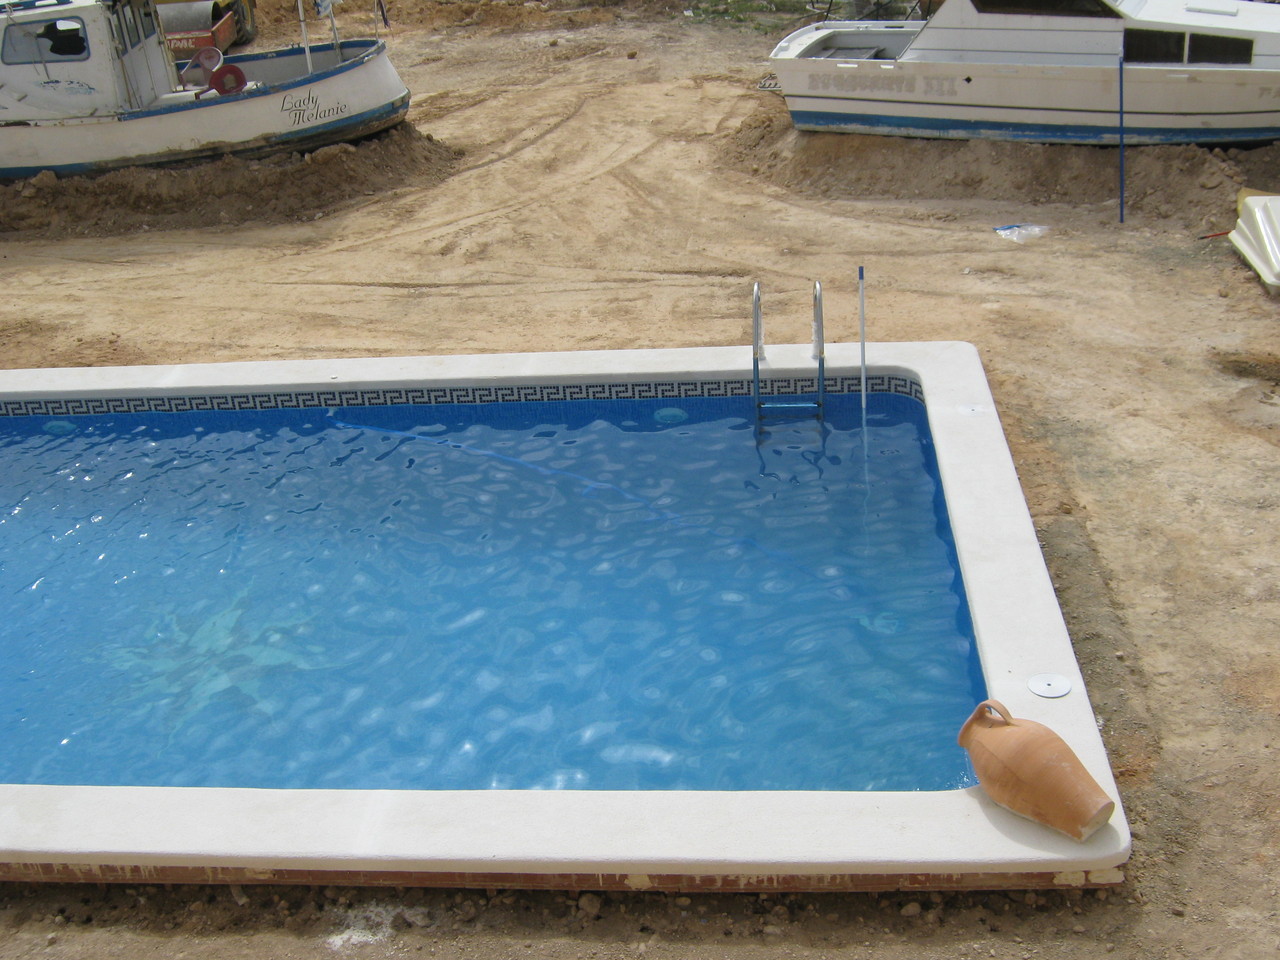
[769,0,1280,144]
[0,0,408,180]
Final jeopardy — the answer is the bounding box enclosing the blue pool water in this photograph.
[0,393,983,792]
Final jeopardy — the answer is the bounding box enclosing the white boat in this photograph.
[0,0,408,180]
[769,0,1280,144]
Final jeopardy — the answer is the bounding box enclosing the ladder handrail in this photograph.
[752,280,826,422]
[751,281,763,410]
[812,280,826,415]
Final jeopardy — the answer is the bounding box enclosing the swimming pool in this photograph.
[0,343,1130,890]
[2,393,980,794]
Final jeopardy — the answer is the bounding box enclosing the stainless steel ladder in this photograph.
[751,280,826,422]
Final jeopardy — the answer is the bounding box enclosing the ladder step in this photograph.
[758,401,822,422]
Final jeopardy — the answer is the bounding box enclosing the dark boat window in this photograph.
[1124,28,1186,63]
[37,19,86,56]
[1,17,90,63]
[121,3,140,47]
[971,0,1120,17]
[1188,33,1252,64]
[132,0,158,38]
[107,14,125,55]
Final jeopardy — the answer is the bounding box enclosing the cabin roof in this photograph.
[2,0,103,20]
[1113,0,1280,32]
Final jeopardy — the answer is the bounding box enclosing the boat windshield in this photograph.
[1124,28,1254,64]
[970,0,1120,16]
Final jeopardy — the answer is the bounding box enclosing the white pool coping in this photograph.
[0,343,1130,886]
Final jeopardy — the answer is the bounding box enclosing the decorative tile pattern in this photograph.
[0,376,923,418]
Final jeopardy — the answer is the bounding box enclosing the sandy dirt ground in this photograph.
[2,2,1280,958]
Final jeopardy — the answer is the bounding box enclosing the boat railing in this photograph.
[794,23,921,60]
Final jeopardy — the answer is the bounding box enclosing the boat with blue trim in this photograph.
[768,0,1280,144]
[0,0,408,180]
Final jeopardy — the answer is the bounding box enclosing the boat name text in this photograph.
[807,73,961,97]
[922,75,959,98]
[808,72,917,95]
[280,89,350,126]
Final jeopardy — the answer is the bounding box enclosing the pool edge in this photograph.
[0,344,1131,890]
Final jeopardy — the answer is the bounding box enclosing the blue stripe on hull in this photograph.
[0,95,409,181]
[790,109,1280,146]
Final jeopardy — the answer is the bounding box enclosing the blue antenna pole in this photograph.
[858,267,870,475]
[1118,55,1126,224]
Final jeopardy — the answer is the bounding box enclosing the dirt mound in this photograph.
[0,124,459,237]
[375,0,625,32]
[253,0,635,42]
[723,93,1280,233]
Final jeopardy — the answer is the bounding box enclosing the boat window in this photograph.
[1188,33,1252,64]
[132,0,157,38]
[1,17,90,63]
[970,0,1120,17]
[121,3,141,47]
[1124,28,1185,63]
[108,13,126,55]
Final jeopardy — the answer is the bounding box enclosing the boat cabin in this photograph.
[793,0,1280,69]
[1,0,179,122]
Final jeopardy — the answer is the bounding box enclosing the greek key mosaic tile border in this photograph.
[0,375,923,418]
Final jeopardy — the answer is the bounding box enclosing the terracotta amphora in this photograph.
[958,699,1115,842]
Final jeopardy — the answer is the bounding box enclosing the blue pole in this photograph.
[1118,55,1126,224]
[858,266,869,470]
[751,282,762,415]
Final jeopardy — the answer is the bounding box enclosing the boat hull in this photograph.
[772,29,1280,145]
[0,39,409,180]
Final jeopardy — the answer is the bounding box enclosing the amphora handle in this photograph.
[957,698,1015,747]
